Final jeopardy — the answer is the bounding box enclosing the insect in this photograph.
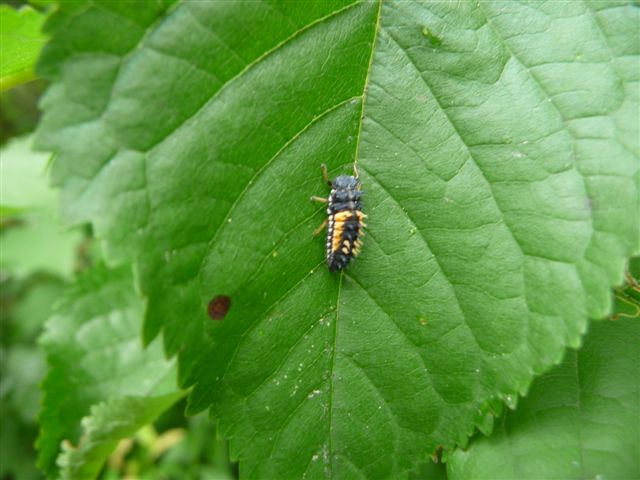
[311,164,366,272]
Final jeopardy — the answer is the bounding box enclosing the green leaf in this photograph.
[37,264,180,477]
[447,316,640,479]
[612,256,640,319]
[0,273,63,480]
[0,135,55,211]
[0,5,47,91]
[0,210,82,278]
[410,457,448,480]
[1,345,45,424]
[35,1,639,478]
[57,392,184,480]
[153,412,235,480]
[0,405,41,480]
[0,135,81,278]
[6,276,65,343]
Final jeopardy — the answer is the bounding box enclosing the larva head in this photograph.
[331,175,359,191]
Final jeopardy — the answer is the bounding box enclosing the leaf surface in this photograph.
[57,393,184,480]
[36,1,639,478]
[0,5,47,91]
[447,316,640,479]
[0,135,81,278]
[0,135,56,210]
[37,264,179,477]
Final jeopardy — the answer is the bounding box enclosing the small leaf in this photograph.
[57,393,184,480]
[1,346,45,424]
[612,256,640,319]
[0,271,63,480]
[37,264,179,477]
[0,210,83,279]
[0,135,55,211]
[447,316,640,479]
[410,457,448,480]
[0,406,40,480]
[7,275,65,343]
[0,136,81,278]
[0,5,47,91]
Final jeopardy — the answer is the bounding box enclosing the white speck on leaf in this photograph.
[307,389,322,399]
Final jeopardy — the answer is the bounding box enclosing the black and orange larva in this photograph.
[311,164,366,272]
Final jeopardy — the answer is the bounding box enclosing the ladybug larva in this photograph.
[311,164,366,272]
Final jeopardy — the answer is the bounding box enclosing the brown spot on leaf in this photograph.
[208,296,231,320]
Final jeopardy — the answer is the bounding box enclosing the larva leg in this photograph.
[313,218,328,237]
[310,195,328,203]
[321,164,331,186]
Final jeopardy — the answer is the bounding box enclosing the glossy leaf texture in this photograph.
[35,1,639,478]
[447,316,640,479]
[37,265,179,477]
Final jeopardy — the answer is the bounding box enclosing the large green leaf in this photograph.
[37,264,180,477]
[35,1,639,478]
[447,316,640,479]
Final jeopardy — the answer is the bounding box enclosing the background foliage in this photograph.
[0,1,638,479]
[448,314,640,479]
[0,4,47,91]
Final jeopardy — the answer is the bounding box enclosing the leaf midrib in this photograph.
[193,0,384,473]
[327,1,382,476]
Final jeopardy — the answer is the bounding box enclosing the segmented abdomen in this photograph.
[326,209,365,272]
